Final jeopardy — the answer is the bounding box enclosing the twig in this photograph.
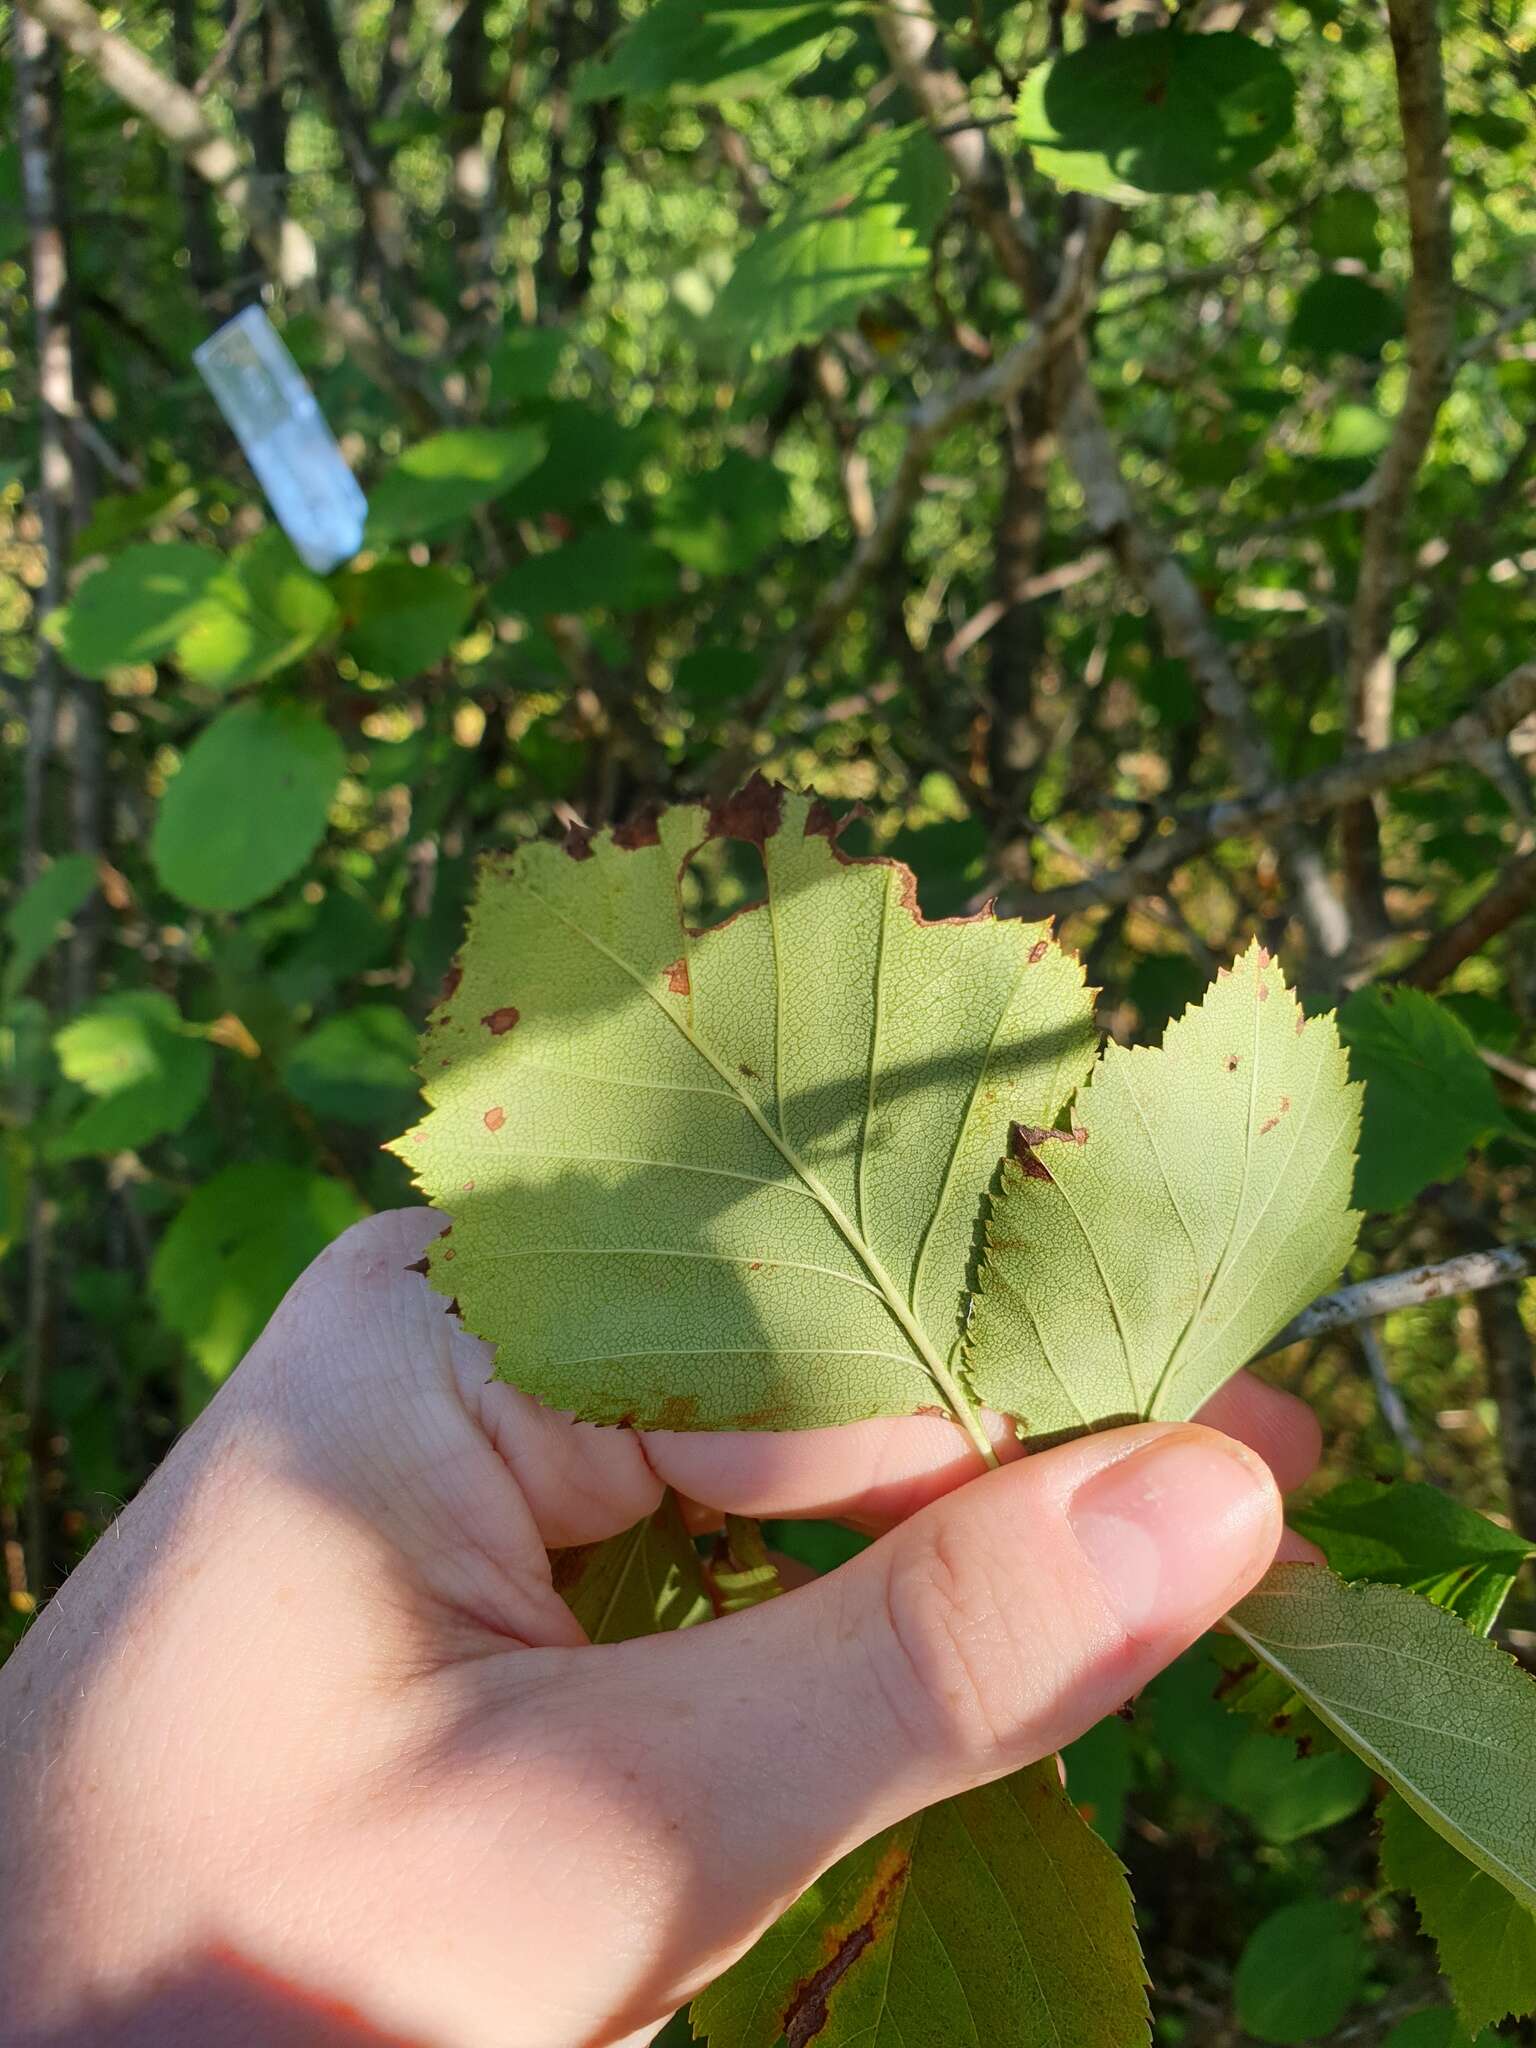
[1481,1045,1536,1105]
[1014,658,1536,919]
[1338,0,1456,925]
[1359,1324,1425,1457]
[718,220,1107,754]
[12,0,440,422]
[1399,846,1536,988]
[1258,1243,1536,1358]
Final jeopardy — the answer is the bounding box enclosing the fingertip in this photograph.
[1198,1371,1323,1494]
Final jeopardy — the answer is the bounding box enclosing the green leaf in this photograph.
[391,784,1096,1435]
[49,991,213,1160]
[712,126,949,358]
[1289,273,1405,360]
[71,480,198,562]
[175,530,338,690]
[151,701,345,913]
[45,543,224,678]
[1383,2010,1497,2048]
[1228,1564,1536,1914]
[553,1495,712,1641]
[488,530,680,618]
[1291,1479,1533,1635]
[487,326,568,404]
[1339,987,1510,1212]
[691,1760,1149,2048]
[1233,1899,1367,2044]
[574,0,847,104]
[364,426,548,545]
[3,855,98,1008]
[1144,1641,1371,1843]
[651,451,789,576]
[673,645,761,707]
[150,1164,368,1410]
[1016,31,1294,202]
[338,559,477,678]
[966,943,1360,1438]
[1310,188,1383,265]
[1380,1796,1536,2034]
[1063,1713,1135,1848]
[282,1004,422,1128]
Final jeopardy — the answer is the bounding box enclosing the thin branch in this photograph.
[1015,659,1536,918]
[1359,1324,1425,1457]
[12,0,440,422]
[722,220,1107,748]
[1257,1242,1536,1358]
[1399,846,1536,988]
[1338,0,1456,921]
[873,0,1351,960]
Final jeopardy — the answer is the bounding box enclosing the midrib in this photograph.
[522,877,998,1464]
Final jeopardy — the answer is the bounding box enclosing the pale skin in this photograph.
[0,1208,1322,2048]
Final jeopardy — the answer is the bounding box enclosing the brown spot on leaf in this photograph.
[444,1296,461,1319]
[481,1006,520,1035]
[748,1260,764,1271]
[439,963,462,1000]
[404,1256,430,1277]
[1257,945,1272,969]
[708,773,785,849]
[1296,1011,1308,1035]
[739,1063,760,1080]
[442,1248,455,1262]
[1224,1054,1240,1072]
[484,1105,506,1133]
[1280,1094,1291,1113]
[1011,1121,1085,1180]
[664,957,691,996]
[652,1394,700,1431]
[1029,937,1050,964]
[1260,1115,1279,1136]
[1258,981,1270,1001]
[803,797,843,841]
[783,1844,910,2047]
[612,807,661,851]
[462,1179,476,1192]
[562,819,595,861]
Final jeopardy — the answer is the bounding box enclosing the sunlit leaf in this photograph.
[391,784,1096,1434]
[175,529,338,690]
[712,126,949,358]
[151,702,344,913]
[1016,32,1294,202]
[575,0,848,104]
[49,991,212,1160]
[1339,987,1511,1212]
[365,426,548,545]
[966,944,1360,1437]
[45,542,223,677]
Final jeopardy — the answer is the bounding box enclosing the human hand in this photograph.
[0,1208,1317,2048]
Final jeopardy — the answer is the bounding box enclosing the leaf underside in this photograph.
[965,941,1361,1437]
[394,784,1097,1434]
[691,1759,1150,2048]
[1228,1564,1536,1917]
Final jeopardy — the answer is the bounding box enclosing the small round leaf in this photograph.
[151,701,345,912]
[1016,31,1295,201]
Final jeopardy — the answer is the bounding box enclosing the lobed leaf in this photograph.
[393,784,1096,1437]
[966,943,1360,1436]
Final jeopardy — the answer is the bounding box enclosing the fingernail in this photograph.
[1067,1428,1278,1638]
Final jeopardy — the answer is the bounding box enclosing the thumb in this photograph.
[630,1420,1280,1956]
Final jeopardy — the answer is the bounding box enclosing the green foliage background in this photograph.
[4,0,1536,2038]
